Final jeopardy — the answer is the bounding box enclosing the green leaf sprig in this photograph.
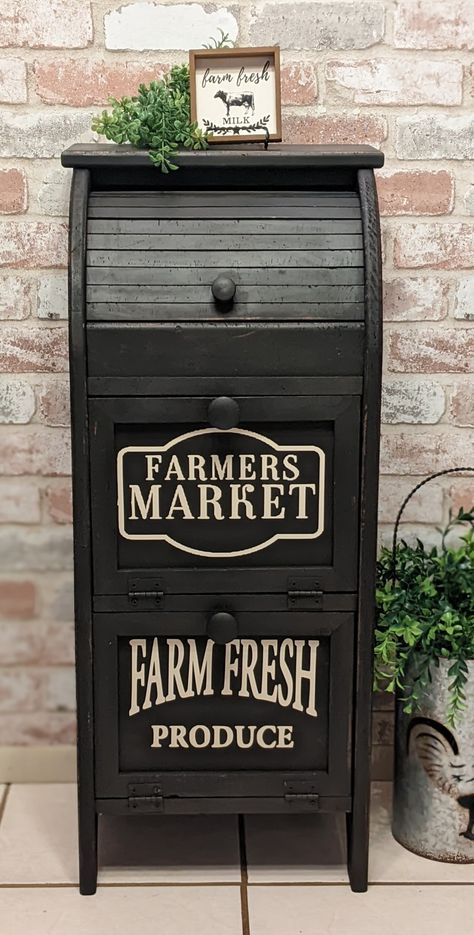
[374,507,474,725]
[91,64,208,173]
[202,28,235,49]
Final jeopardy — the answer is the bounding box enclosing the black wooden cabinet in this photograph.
[62,143,383,894]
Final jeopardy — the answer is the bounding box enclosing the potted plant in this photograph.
[374,469,474,862]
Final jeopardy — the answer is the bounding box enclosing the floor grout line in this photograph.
[238,815,251,935]
[0,883,229,892]
[246,880,474,887]
[0,784,10,827]
[0,880,473,890]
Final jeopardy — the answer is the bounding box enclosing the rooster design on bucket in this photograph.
[408,717,474,841]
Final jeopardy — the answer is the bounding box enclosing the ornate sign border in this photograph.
[117,427,325,558]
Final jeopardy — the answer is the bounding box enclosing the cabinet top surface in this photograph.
[61,143,384,170]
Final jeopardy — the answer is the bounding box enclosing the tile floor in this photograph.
[0,782,473,934]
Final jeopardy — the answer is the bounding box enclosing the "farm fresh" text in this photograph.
[129,638,320,719]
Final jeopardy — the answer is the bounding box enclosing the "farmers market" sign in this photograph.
[117,428,325,557]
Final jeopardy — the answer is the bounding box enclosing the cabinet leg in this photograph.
[78,807,98,895]
[346,802,369,892]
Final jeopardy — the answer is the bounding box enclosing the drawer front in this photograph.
[94,610,353,799]
[89,394,360,595]
[86,322,364,380]
[86,189,364,322]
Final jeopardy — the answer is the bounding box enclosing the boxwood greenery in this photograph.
[374,507,474,725]
[91,33,235,172]
[91,64,208,173]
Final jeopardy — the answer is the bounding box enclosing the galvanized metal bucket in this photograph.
[393,659,474,862]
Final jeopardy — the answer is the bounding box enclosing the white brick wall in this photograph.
[105,3,239,51]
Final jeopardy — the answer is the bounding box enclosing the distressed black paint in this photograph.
[62,144,383,895]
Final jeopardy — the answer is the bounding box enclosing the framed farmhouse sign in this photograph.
[189,46,282,143]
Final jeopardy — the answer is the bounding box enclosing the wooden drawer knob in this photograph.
[211,275,236,308]
[208,396,240,430]
[207,611,238,644]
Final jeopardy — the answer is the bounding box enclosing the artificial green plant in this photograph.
[91,65,207,173]
[92,32,235,172]
[374,508,474,725]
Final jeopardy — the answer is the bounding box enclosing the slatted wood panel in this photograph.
[86,190,364,321]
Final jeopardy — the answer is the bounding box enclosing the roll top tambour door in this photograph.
[86,190,364,321]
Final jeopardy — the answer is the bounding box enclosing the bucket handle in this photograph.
[391,467,474,583]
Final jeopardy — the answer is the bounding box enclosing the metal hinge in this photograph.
[127,783,164,812]
[128,578,164,607]
[283,781,320,809]
[287,577,323,610]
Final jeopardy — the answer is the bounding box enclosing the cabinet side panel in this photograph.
[347,167,383,891]
[69,168,97,893]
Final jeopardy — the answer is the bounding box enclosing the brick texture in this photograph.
[0,58,27,103]
[0,1,472,763]
[37,274,68,320]
[0,669,43,712]
[464,186,474,215]
[378,477,444,524]
[393,1,474,50]
[0,112,93,159]
[249,3,384,50]
[38,169,71,218]
[382,379,445,424]
[280,63,317,105]
[0,581,36,619]
[0,526,73,571]
[0,1,93,49]
[0,275,34,320]
[36,379,70,426]
[388,329,474,373]
[0,427,71,475]
[394,223,474,269]
[0,712,75,745]
[377,170,454,216]
[104,4,238,51]
[283,113,387,146]
[325,60,462,105]
[449,481,474,514]
[0,222,68,269]
[0,480,41,523]
[450,383,474,427]
[0,620,74,665]
[453,279,474,320]
[0,169,28,215]
[381,433,473,475]
[39,575,74,623]
[383,278,449,321]
[0,327,68,372]
[396,114,474,160]
[44,481,73,524]
[34,60,169,106]
[0,380,35,423]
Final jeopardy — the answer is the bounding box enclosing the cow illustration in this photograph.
[214,90,255,117]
